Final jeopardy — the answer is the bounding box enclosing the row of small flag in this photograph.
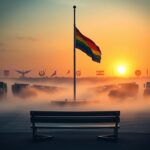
[0,70,104,77]
[34,69,150,77]
[0,69,149,77]
[42,70,104,77]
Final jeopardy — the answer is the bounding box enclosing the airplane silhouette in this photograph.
[16,70,31,78]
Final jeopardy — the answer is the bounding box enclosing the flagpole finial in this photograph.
[73,5,76,9]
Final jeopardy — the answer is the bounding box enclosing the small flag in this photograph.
[75,27,101,63]
[147,69,148,76]
[66,70,70,75]
[3,70,10,77]
[135,70,141,77]
[96,70,104,75]
[76,70,81,76]
[51,70,56,77]
[39,70,45,77]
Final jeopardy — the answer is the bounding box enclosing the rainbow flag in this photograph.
[75,27,101,63]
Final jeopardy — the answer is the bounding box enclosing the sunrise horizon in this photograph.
[0,0,149,78]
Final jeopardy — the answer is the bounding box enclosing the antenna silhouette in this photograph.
[16,70,31,78]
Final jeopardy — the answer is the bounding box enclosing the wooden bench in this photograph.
[30,111,120,141]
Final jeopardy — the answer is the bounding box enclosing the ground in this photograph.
[0,132,150,150]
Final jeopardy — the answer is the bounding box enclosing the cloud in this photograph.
[16,36,38,42]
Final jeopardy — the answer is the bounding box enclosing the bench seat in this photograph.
[30,111,120,141]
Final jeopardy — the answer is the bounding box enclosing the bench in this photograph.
[30,111,120,141]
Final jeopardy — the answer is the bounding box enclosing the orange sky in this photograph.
[0,0,150,77]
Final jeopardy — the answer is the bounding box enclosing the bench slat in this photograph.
[30,111,120,117]
[31,116,120,123]
[32,126,120,129]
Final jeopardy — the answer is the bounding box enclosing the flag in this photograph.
[76,70,81,76]
[3,70,10,77]
[96,70,104,75]
[51,70,56,77]
[135,70,141,77]
[75,27,101,63]
[146,69,148,76]
[66,70,70,75]
[39,70,45,77]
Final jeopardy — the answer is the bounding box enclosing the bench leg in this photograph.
[97,134,116,141]
[97,127,118,141]
[32,127,54,141]
[114,126,118,140]
[32,127,37,140]
[34,134,54,141]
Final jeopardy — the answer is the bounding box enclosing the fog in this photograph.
[0,78,150,113]
[0,78,150,133]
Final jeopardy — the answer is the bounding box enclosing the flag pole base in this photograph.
[51,99,87,106]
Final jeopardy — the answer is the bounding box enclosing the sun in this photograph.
[117,65,126,75]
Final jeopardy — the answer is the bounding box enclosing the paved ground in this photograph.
[0,132,150,150]
[1,111,150,133]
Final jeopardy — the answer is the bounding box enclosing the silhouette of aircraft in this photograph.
[16,70,31,78]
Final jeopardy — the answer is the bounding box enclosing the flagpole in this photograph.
[73,5,76,101]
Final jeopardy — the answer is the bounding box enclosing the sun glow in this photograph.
[117,65,126,75]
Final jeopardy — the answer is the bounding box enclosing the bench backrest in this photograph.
[30,111,120,124]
